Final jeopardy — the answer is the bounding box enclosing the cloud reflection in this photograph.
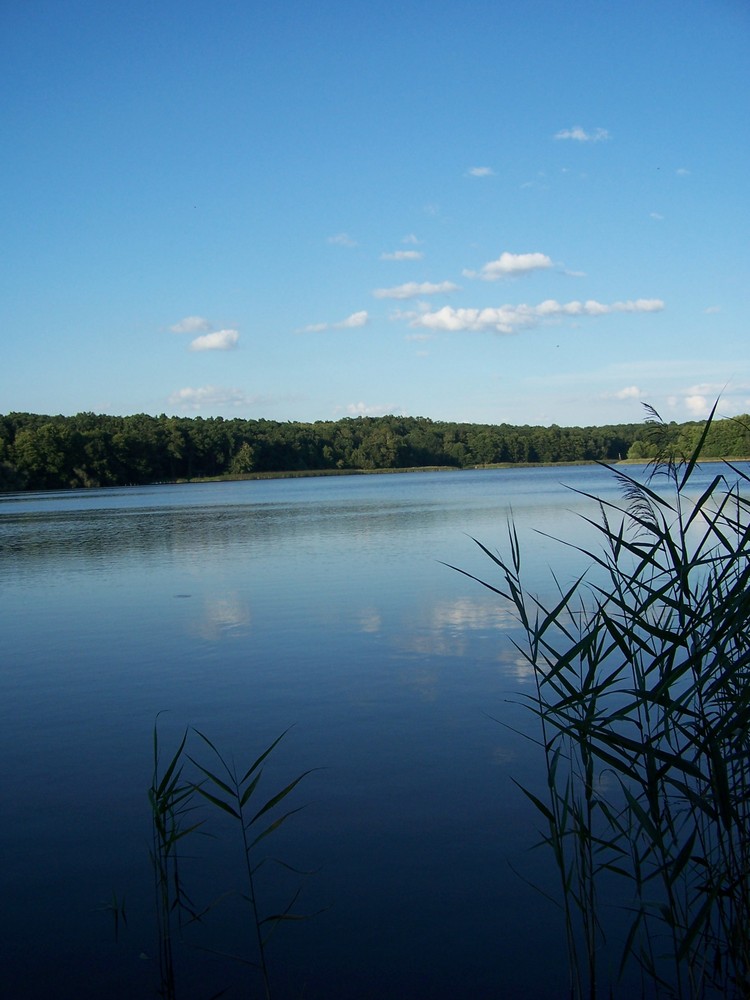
[356,608,382,633]
[431,596,518,632]
[394,595,535,685]
[192,592,252,640]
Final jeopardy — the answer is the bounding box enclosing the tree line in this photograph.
[0,409,748,492]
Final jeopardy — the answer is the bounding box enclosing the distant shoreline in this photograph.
[177,461,599,484]
[176,456,749,486]
[4,457,748,495]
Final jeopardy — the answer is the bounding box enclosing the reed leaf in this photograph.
[458,403,750,998]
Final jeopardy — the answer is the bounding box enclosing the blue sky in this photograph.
[2,0,748,427]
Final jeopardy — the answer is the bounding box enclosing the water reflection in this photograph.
[0,463,735,1000]
[190,591,253,640]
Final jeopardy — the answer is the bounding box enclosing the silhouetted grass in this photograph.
[147,722,315,999]
[451,405,750,998]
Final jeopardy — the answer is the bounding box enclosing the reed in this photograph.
[149,723,205,1000]
[147,722,314,999]
[188,729,317,1000]
[451,406,750,998]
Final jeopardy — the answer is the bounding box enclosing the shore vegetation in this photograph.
[453,406,750,998]
[1,409,749,491]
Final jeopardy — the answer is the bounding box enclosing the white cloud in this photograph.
[650,212,664,221]
[411,298,664,335]
[402,233,420,244]
[463,251,553,281]
[616,385,642,399]
[170,315,241,351]
[373,280,460,300]
[298,310,369,333]
[344,401,397,417]
[520,367,750,418]
[189,329,240,351]
[663,385,750,420]
[610,385,642,400]
[168,385,254,409]
[704,305,721,314]
[685,382,728,397]
[554,126,610,142]
[685,394,710,416]
[676,167,690,176]
[327,232,357,247]
[380,250,424,261]
[467,166,494,177]
[170,315,212,334]
[336,310,369,328]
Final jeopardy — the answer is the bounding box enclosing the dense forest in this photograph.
[0,410,748,492]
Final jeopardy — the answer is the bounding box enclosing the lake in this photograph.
[0,463,728,998]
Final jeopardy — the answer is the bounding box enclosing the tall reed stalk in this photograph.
[452,407,750,998]
[188,729,316,1000]
[147,722,314,999]
[149,724,204,1000]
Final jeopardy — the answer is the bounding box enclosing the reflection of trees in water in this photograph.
[0,488,498,567]
[0,504,284,565]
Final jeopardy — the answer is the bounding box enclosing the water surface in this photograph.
[0,464,728,998]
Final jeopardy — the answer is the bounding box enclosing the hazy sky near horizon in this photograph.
[2,0,748,427]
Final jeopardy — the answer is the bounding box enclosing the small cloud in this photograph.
[467,166,494,177]
[704,305,721,314]
[423,203,440,216]
[670,384,750,419]
[327,232,357,247]
[168,385,254,409]
[402,233,420,245]
[676,167,690,176]
[405,332,432,342]
[344,401,397,417]
[298,310,369,333]
[189,329,239,351]
[685,382,727,397]
[607,385,642,400]
[380,250,424,261]
[463,251,553,281]
[170,315,212,334]
[336,310,369,329]
[171,316,241,350]
[685,394,710,416]
[554,126,610,142]
[650,212,665,221]
[410,298,664,335]
[373,281,460,300]
[616,385,642,399]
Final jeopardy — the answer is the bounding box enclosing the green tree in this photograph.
[229,441,257,474]
[12,421,83,489]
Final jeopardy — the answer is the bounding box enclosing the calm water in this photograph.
[0,464,730,998]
